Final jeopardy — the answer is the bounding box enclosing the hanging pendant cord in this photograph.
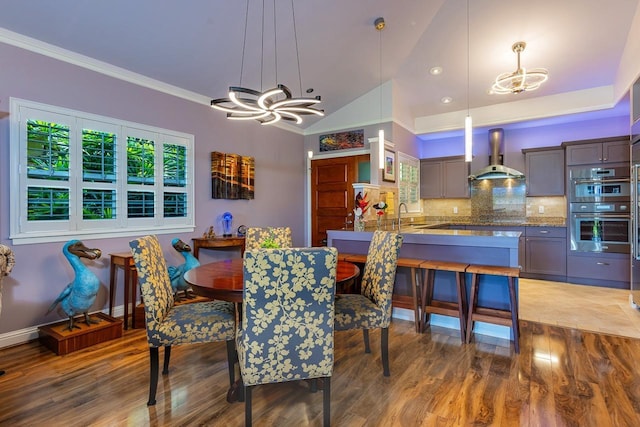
[260,0,265,91]
[467,0,470,116]
[239,0,250,87]
[273,0,278,85]
[379,21,382,124]
[291,0,303,95]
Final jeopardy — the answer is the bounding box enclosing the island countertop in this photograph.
[326,227,520,338]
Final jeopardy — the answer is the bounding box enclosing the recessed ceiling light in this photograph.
[429,66,443,75]
[441,96,453,104]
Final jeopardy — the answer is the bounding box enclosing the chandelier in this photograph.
[491,41,548,94]
[211,0,324,125]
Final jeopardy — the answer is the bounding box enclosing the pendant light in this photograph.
[464,0,473,162]
[375,17,385,169]
[211,0,324,125]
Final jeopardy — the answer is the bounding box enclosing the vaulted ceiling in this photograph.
[1,0,639,136]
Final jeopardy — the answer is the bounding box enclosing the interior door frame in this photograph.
[305,148,370,246]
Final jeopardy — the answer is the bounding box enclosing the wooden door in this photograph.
[311,155,368,246]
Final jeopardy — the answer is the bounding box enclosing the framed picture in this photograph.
[383,148,396,182]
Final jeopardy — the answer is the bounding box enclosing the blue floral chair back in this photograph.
[360,230,403,327]
[237,247,337,426]
[334,230,403,376]
[130,235,236,406]
[244,226,292,250]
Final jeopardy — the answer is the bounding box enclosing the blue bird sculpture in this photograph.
[46,240,102,331]
[167,238,199,301]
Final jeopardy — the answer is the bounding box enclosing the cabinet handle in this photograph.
[539,230,549,234]
[596,262,610,266]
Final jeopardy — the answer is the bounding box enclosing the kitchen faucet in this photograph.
[397,202,408,232]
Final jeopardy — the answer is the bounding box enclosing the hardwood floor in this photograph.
[1,315,640,426]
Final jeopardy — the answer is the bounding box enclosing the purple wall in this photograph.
[419,115,630,173]
[0,42,305,334]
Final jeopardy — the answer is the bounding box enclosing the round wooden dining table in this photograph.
[184,258,360,302]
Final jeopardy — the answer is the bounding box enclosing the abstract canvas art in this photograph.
[319,129,364,152]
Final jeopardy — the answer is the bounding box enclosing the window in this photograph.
[10,98,195,244]
[397,152,421,213]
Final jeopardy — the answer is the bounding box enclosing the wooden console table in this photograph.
[191,237,246,259]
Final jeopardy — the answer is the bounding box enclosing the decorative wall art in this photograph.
[383,148,396,182]
[319,129,364,152]
[211,152,255,199]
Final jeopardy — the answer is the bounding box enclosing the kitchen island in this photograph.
[327,228,522,339]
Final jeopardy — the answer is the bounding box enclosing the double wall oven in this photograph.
[569,165,631,254]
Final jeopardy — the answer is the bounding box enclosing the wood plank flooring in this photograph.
[1,316,640,426]
[0,321,640,427]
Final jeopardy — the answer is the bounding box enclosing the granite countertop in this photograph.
[407,216,566,228]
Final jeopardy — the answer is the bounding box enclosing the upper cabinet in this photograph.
[420,156,470,199]
[522,147,565,196]
[563,136,630,166]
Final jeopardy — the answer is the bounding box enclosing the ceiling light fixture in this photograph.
[491,41,548,94]
[211,0,324,125]
[429,66,443,75]
[441,96,452,104]
[464,0,472,162]
[376,17,385,170]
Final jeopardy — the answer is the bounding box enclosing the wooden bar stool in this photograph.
[420,260,468,340]
[109,252,138,330]
[396,258,426,333]
[465,264,520,353]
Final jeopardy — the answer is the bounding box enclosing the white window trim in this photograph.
[9,98,195,245]
[397,152,421,213]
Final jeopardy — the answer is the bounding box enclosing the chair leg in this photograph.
[323,376,331,427]
[226,339,236,386]
[310,378,318,393]
[245,385,252,426]
[148,347,159,406]
[381,327,390,377]
[362,329,371,353]
[162,346,171,375]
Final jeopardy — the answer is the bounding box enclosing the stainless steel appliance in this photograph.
[569,165,630,203]
[569,202,630,253]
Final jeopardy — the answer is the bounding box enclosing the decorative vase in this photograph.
[377,215,382,230]
[354,217,365,231]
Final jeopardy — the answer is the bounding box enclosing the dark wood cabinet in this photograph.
[524,226,567,279]
[564,136,630,165]
[566,253,630,289]
[420,156,469,199]
[522,147,565,196]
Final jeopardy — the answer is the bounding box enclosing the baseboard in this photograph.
[392,307,511,340]
[0,305,125,350]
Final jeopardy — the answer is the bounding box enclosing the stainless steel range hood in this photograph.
[469,128,525,180]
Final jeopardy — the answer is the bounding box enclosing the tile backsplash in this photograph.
[422,188,566,221]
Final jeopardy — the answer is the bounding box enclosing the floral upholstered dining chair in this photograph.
[129,235,236,406]
[244,226,292,250]
[334,230,403,376]
[237,247,338,426]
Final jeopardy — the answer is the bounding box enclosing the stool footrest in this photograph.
[470,307,514,326]
[424,300,462,317]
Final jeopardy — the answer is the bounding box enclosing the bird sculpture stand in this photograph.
[167,238,199,301]
[47,240,102,331]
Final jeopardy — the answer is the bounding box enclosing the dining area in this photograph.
[127,227,403,426]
